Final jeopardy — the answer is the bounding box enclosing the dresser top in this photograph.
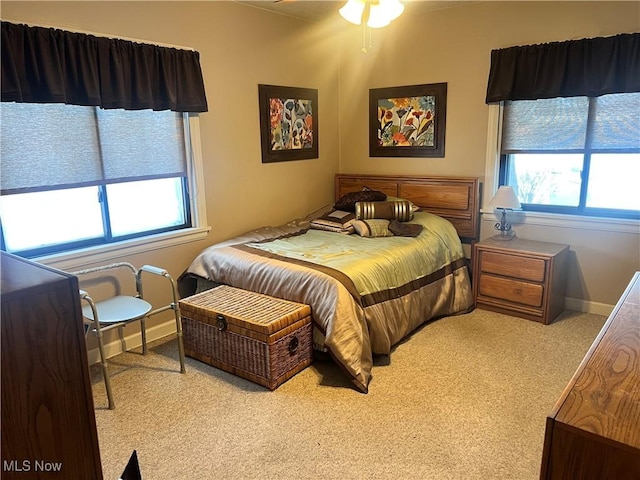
[554,272,640,449]
[1,251,74,298]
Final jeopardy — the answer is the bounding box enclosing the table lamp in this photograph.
[488,186,521,240]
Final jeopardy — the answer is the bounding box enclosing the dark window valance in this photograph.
[1,21,208,112]
[485,33,640,103]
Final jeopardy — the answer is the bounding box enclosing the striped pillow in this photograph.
[355,200,415,222]
[352,219,393,237]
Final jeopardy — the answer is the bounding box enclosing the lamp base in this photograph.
[492,231,516,241]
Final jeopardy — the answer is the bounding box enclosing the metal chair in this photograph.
[73,262,186,409]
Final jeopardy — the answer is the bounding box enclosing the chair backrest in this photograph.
[72,263,141,302]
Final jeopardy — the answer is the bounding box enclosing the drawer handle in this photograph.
[216,314,227,332]
[288,336,299,355]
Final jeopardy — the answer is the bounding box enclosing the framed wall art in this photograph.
[369,82,447,158]
[258,84,319,163]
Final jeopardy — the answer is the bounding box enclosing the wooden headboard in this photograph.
[335,174,480,243]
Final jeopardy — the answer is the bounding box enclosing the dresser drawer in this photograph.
[478,274,544,308]
[479,250,546,283]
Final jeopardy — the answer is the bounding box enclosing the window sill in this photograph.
[480,210,639,235]
[37,226,211,272]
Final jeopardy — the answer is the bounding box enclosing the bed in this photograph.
[179,174,479,392]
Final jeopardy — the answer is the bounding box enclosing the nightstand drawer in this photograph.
[478,274,544,307]
[479,250,546,283]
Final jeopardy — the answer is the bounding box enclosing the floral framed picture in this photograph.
[369,83,447,158]
[258,84,319,163]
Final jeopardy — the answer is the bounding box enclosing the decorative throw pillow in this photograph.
[388,220,423,237]
[352,219,393,238]
[386,196,420,213]
[355,200,415,222]
[310,209,356,234]
[334,188,387,212]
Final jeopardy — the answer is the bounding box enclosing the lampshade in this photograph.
[339,0,405,28]
[339,0,366,25]
[488,186,521,210]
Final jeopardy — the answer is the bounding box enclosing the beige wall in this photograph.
[1,1,638,313]
[337,1,640,308]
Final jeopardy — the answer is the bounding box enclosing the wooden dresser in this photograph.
[1,252,103,479]
[540,272,640,479]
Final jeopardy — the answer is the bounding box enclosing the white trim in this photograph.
[480,209,639,235]
[85,298,613,366]
[86,319,179,365]
[186,114,208,228]
[38,226,210,272]
[565,297,613,317]
[483,103,502,204]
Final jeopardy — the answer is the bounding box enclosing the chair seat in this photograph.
[82,295,152,324]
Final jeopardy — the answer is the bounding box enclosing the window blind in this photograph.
[0,103,186,194]
[589,93,640,150]
[501,92,640,153]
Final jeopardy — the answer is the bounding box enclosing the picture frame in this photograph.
[369,82,447,158]
[258,84,319,163]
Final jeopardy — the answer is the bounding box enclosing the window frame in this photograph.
[483,104,639,235]
[499,152,640,220]
[496,94,640,220]
[29,113,210,272]
[1,178,192,259]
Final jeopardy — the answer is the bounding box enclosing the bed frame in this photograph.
[335,174,480,243]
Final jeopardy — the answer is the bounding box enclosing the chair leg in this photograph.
[96,329,115,410]
[173,305,186,374]
[140,317,147,355]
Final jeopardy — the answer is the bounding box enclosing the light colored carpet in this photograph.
[91,309,606,480]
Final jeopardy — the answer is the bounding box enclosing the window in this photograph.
[499,92,640,219]
[0,103,195,258]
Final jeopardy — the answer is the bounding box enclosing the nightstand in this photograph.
[473,237,570,324]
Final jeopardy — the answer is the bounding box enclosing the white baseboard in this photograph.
[87,319,178,365]
[565,297,613,317]
[87,297,613,364]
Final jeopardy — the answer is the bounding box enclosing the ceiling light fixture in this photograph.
[339,0,405,28]
[339,0,404,53]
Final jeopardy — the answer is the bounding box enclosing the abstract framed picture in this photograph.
[369,83,447,158]
[258,84,319,163]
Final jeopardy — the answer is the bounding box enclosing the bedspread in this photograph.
[181,211,473,392]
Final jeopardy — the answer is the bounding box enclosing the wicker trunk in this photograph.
[179,285,312,390]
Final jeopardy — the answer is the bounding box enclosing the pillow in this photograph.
[355,200,415,222]
[386,196,420,213]
[310,209,356,234]
[334,188,387,212]
[388,220,423,237]
[352,219,393,238]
